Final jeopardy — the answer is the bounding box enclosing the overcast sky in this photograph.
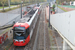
[47,0,56,2]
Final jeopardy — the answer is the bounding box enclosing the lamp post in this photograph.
[47,0,52,28]
[21,1,23,18]
[49,3,51,27]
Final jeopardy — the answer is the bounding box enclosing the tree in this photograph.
[0,0,6,11]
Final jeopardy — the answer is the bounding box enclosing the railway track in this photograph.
[9,43,30,50]
[36,4,51,50]
[9,44,24,50]
[33,4,50,50]
[13,46,25,50]
[37,5,46,50]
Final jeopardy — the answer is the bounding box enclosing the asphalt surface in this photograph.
[0,13,20,26]
[55,7,65,13]
[6,4,35,14]
[6,6,26,14]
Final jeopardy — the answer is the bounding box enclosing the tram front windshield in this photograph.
[13,27,26,40]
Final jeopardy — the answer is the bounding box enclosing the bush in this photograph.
[10,2,20,5]
[52,4,55,12]
[0,3,8,6]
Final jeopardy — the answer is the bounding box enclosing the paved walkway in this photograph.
[55,7,65,13]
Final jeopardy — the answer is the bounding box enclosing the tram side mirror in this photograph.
[12,29,13,30]
[13,21,15,24]
[10,29,13,33]
[10,30,12,33]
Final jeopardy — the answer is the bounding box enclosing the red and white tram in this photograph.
[13,5,41,46]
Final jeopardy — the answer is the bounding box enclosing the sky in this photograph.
[54,0,56,2]
[47,0,56,2]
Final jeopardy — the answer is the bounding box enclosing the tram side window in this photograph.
[25,28,30,38]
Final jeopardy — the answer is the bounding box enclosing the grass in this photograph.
[40,3,44,5]
[11,5,17,6]
[58,6,67,12]
[47,23,55,50]
[0,27,12,35]
[0,7,8,9]
[0,5,17,9]
[59,5,75,9]
[48,28,55,50]
[0,6,20,12]
[47,22,58,50]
